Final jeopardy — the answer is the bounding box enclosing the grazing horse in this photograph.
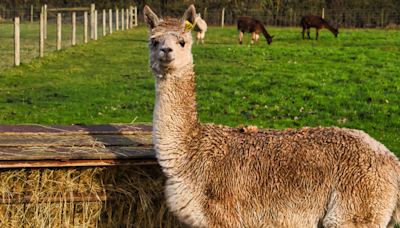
[237,17,274,45]
[301,15,339,40]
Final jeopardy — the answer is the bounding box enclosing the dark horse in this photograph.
[237,17,274,45]
[301,15,339,40]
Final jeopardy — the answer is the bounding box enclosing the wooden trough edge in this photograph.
[0,124,153,136]
[0,192,162,204]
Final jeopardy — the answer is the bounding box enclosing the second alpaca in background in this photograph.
[194,13,207,45]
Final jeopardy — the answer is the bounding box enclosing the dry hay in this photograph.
[0,165,185,227]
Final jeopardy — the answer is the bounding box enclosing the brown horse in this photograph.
[237,17,274,45]
[301,15,339,40]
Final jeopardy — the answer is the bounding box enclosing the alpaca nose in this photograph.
[160,46,174,61]
[161,47,172,54]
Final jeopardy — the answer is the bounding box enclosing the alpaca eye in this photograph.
[152,39,159,47]
[179,41,185,47]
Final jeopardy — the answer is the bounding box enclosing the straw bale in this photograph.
[0,165,185,227]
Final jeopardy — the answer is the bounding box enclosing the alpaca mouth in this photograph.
[159,59,174,65]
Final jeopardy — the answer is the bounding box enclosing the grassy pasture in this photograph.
[0,25,399,154]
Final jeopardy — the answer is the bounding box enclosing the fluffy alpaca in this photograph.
[144,5,400,228]
[194,13,207,45]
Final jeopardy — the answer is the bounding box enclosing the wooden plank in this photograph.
[0,158,158,168]
[0,134,153,147]
[0,124,153,135]
[0,146,155,161]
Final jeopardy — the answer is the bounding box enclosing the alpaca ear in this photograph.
[143,5,159,29]
[180,5,196,27]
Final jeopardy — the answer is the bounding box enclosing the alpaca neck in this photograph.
[153,63,202,176]
[325,23,336,33]
[260,24,272,38]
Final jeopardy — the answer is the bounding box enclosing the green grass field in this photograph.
[0,20,110,70]
[0,25,399,154]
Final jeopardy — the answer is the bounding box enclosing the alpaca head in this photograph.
[266,36,274,45]
[333,28,339,38]
[195,13,201,21]
[144,5,197,77]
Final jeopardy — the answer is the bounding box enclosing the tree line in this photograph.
[1,0,399,28]
[2,0,400,13]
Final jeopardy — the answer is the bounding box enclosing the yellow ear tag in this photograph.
[185,20,196,30]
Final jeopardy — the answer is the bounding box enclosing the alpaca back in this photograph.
[181,125,400,227]
[194,18,207,33]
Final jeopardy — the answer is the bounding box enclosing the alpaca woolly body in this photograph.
[144,5,400,228]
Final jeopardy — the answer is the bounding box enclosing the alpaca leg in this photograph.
[201,32,205,45]
[196,32,200,45]
[302,28,305,39]
[316,28,319,40]
[307,28,311,39]
[387,205,400,228]
[238,30,244,44]
[255,33,260,44]
[251,32,255,45]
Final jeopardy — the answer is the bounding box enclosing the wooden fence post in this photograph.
[322,8,325,19]
[31,5,33,22]
[126,8,129,29]
[57,13,61,50]
[40,13,44,57]
[109,9,113,33]
[134,6,137,26]
[42,4,47,39]
[72,12,76,45]
[95,10,98,40]
[103,9,106,36]
[204,7,207,21]
[14,17,20,66]
[129,6,133,28]
[90,4,95,39]
[121,9,125,31]
[221,8,225,28]
[84,11,88,43]
[116,9,119,31]
[290,8,292,26]
[381,9,384,27]
[44,4,47,39]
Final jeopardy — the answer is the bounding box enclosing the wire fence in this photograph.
[1,5,399,71]
[0,5,136,71]
[136,6,400,28]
